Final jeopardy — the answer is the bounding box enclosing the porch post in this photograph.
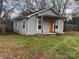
[41,16,43,34]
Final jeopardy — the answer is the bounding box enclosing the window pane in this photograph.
[38,19,41,30]
[23,21,26,29]
[38,25,41,29]
[55,26,58,29]
[23,21,25,24]
[38,20,41,24]
[23,25,25,29]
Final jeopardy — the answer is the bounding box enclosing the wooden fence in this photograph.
[64,24,79,31]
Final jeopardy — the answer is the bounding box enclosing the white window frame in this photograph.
[55,20,59,29]
[37,18,42,31]
[22,20,26,30]
[15,21,17,28]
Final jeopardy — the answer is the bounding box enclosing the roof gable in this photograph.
[27,7,61,18]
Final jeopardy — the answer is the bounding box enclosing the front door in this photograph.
[49,16,54,32]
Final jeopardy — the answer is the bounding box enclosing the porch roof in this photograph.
[38,15,66,19]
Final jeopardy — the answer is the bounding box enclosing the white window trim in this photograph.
[15,21,17,28]
[37,18,41,31]
[22,20,26,30]
[55,20,59,29]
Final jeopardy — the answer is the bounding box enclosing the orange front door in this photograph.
[50,16,54,32]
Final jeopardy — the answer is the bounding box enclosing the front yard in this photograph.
[0,32,79,59]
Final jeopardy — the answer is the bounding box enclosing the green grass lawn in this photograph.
[0,32,79,59]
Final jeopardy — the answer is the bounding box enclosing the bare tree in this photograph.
[0,0,18,35]
[52,0,69,15]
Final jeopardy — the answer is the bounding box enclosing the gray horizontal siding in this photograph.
[55,19,64,33]
[14,19,28,35]
[28,16,39,35]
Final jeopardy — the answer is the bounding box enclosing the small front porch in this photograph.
[37,15,63,34]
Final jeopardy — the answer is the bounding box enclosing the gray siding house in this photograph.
[13,7,64,35]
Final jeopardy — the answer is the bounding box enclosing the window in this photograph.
[55,20,58,29]
[38,19,42,30]
[15,21,17,27]
[23,21,26,29]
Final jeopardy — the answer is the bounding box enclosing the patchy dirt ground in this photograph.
[0,48,28,59]
[0,48,57,59]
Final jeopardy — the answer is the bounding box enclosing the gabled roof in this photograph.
[27,7,62,18]
[14,7,64,20]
